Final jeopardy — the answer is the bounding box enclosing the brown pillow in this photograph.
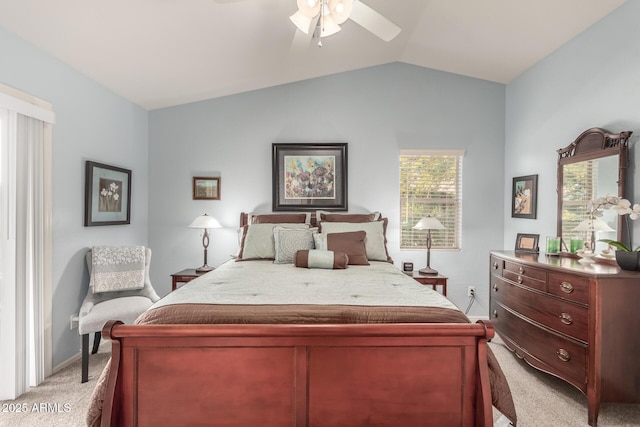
[317,211,381,222]
[314,231,369,265]
[250,213,310,224]
[294,250,349,269]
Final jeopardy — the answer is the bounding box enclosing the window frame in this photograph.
[399,149,464,250]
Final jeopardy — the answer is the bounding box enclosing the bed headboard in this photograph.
[239,212,318,227]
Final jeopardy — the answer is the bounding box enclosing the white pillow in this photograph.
[273,227,317,264]
[319,221,388,261]
[238,223,309,260]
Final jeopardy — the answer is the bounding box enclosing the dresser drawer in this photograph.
[490,255,504,276]
[548,272,589,305]
[491,301,587,385]
[502,269,547,292]
[491,277,588,342]
[504,261,547,281]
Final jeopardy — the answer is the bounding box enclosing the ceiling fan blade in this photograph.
[349,1,401,42]
[290,15,319,52]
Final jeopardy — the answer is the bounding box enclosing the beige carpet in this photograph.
[490,335,640,426]
[1,337,639,426]
[0,343,109,427]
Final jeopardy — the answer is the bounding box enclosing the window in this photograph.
[400,150,463,249]
[562,160,595,240]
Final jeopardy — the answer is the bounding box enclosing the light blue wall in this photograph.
[0,27,149,367]
[149,63,506,315]
[8,0,635,368]
[504,1,640,250]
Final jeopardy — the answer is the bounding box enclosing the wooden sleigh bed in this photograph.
[87,212,516,426]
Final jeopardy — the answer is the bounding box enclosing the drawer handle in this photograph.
[493,262,499,270]
[493,283,498,292]
[560,281,574,294]
[557,349,571,362]
[518,266,525,274]
[517,275,523,284]
[492,310,498,318]
[559,312,573,325]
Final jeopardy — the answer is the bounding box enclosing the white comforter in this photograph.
[154,259,458,310]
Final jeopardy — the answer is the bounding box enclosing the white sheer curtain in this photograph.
[0,86,53,400]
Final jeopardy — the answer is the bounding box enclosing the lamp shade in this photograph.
[573,218,614,232]
[412,217,445,231]
[188,214,221,230]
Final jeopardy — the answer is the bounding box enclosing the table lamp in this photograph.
[188,213,221,272]
[412,216,445,275]
[573,218,614,253]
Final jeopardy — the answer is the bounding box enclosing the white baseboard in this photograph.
[52,352,81,374]
[51,341,110,375]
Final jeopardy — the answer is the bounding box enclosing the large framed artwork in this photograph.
[272,143,348,211]
[511,174,538,219]
[84,161,132,226]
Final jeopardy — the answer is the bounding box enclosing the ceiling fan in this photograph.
[290,0,401,46]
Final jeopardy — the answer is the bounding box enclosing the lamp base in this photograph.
[418,267,438,275]
[195,265,214,273]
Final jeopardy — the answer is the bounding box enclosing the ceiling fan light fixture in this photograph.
[328,0,353,24]
[320,14,341,37]
[290,11,314,34]
[297,0,321,18]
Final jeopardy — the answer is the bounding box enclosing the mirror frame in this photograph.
[557,127,631,246]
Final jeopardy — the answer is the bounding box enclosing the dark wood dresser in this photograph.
[489,250,640,426]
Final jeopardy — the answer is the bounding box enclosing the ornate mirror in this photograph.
[557,128,631,252]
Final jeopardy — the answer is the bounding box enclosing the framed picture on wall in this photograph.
[511,174,538,219]
[272,143,348,211]
[84,161,132,226]
[193,177,221,200]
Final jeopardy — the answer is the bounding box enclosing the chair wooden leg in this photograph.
[92,331,101,354]
[81,333,89,383]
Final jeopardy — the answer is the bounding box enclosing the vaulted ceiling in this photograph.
[0,0,626,110]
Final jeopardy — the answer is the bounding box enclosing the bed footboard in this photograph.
[101,321,494,427]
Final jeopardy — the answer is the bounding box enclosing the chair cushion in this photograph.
[78,296,153,335]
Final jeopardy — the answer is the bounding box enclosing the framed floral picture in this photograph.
[84,161,132,226]
[193,177,221,200]
[272,143,348,211]
[512,174,538,219]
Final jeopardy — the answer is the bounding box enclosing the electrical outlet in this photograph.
[467,286,475,297]
[69,314,79,330]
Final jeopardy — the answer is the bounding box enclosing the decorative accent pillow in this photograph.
[294,250,349,269]
[248,213,311,224]
[90,246,146,293]
[237,223,310,260]
[316,211,381,222]
[318,219,391,262]
[273,227,317,264]
[314,231,369,265]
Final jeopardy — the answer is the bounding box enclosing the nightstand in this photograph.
[409,271,447,296]
[170,269,206,291]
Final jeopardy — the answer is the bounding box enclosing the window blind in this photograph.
[400,150,463,249]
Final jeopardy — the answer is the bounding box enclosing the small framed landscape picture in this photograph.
[193,177,220,200]
[511,174,538,219]
[515,233,540,253]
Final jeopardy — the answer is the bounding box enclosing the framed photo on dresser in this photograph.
[514,233,539,253]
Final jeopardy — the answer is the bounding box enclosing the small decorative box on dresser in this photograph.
[489,251,640,427]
